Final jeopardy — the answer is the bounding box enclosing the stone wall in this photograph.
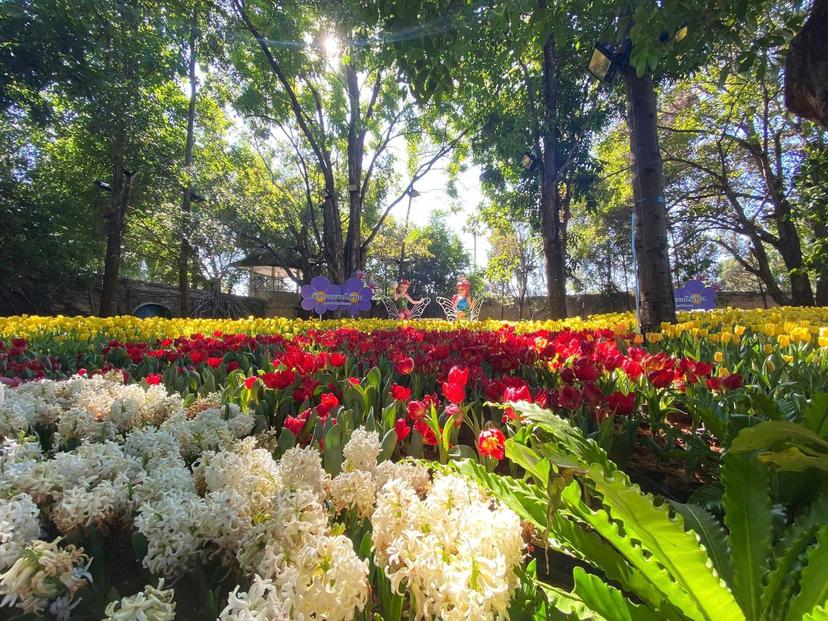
[0,276,784,320]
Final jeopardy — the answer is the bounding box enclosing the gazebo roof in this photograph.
[233,247,304,269]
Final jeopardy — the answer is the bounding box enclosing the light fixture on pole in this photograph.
[408,188,421,198]
[94,180,113,192]
[318,188,331,199]
[520,152,540,172]
[587,43,620,83]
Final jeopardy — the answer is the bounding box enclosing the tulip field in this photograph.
[1,307,827,620]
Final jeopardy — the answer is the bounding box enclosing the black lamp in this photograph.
[520,152,534,170]
[94,180,112,192]
[587,43,618,82]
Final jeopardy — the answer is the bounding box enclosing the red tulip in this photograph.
[477,428,506,460]
[503,384,532,403]
[261,369,295,390]
[407,400,427,420]
[395,357,415,375]
[648,369,675,388]
[146,373,162,385]
[606,391,636,416]
[442,381,466,404]
[573,357,599,382]
[414,419,437,445]
[391,384,412,401]
[244,376,258,390]
[284,415,305,436]
[557,385,582,410]
[207,357,223,368]
[317,392,340,418]
[447,366,469,386]
[395,418,411,441]
[329,352,346,367]
[722,373,743,390]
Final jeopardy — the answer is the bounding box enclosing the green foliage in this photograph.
[462,403,828,621]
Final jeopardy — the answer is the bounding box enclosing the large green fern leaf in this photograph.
[722,451,772,619]
[670,501,734,587]
[784,525,828,621]
[761,494,828,618]
[572,567,665,621]
[536,582,608,620]
[584,462,744,621]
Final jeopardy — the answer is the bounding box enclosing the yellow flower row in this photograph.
[0,307,826,346]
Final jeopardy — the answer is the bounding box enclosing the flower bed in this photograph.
[0,308,826,619]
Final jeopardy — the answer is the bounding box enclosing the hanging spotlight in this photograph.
[587,43,619,83]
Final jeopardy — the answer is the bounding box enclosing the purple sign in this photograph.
[300,276,373,318]
[674,280,717,311]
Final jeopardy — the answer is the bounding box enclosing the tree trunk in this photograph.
[398,193,413,279]
[179,1,199,317]
[344,63,363,279]
[775,201,815,306]
[784,0,828,129]
[623,67,676,332]
[747,233,790,306]
[813,220,828,306]
[540,32,567,319]
[100,161,133,317]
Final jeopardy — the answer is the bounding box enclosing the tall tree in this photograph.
[373,0,609,318]
[226,0,459,282]
[178,0,201,316]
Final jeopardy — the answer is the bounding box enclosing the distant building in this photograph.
[233,248,304,298]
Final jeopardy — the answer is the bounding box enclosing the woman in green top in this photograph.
[392,280,423,319]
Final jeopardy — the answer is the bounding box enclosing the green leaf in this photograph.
[758,445,828,472]
[803,604,828,621]
[669,501,733,586]
[568,469,742,621]
[803,393,828,438]
[722,451,772,619]
[504,438,553,483]
[274,427,296,458]
[380,428,397,461]
[572,567,663,621]
[729,421,828,454]
[549,509,667,612]
[366,367,382,392]
[322,423,343,476]
[762,494,828,616]
[513,406,743,621]
[536,582,606,620]
[784,525,828,621]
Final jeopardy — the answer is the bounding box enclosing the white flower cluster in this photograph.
[0,537,91,619]
[328,430,431,519]
[372,473,526,621]
[0,376,182,443]
[214,443,369,621]
[0,493,41,570]
[103,580,176,621]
